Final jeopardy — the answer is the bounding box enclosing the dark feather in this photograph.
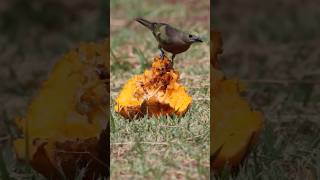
[135,17,154,31]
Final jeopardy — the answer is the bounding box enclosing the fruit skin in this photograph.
[115,55,192,119]
[14,131,108,179]
[14,42,110,179]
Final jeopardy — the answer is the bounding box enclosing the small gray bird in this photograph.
[135,17,203,64]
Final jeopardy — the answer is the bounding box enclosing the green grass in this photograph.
[111,104,210,179]
[212,0,320,179]
[0,151,10,180]
[1,0,318,179]
[110,0,210,179]
[212,122,319,180]
[0,0,105,179]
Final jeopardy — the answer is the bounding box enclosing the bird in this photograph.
[135,17,203,65]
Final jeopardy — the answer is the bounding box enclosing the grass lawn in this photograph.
[0,1,104,179]
[110,0,210,179]
[1,0,318,179]
[212,0,320,179]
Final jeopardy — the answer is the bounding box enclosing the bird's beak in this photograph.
[191,36,203,43]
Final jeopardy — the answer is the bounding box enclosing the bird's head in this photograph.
[185,34,203,44]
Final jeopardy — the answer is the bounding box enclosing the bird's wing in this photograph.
[154,23,189,51]
[154,24,174,44]
[164,25,187,44]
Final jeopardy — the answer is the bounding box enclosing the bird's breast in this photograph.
[161,43,191,54]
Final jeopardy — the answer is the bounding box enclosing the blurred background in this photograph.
[0,0,106,178]
[213,0,320,178]
[110,0,210,179]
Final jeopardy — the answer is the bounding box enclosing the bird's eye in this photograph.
[189,34,192,38]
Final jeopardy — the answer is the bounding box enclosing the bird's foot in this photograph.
[160,51,165,60]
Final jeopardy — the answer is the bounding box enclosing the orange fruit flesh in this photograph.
[115,55,192,119]
[211,69,263,171]
[14,42,109,179]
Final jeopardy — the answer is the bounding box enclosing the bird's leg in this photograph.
[171,54,175,66]
[160,50,165,60]
[158,45,165,60]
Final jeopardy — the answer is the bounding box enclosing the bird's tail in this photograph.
[135,17,154,30]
